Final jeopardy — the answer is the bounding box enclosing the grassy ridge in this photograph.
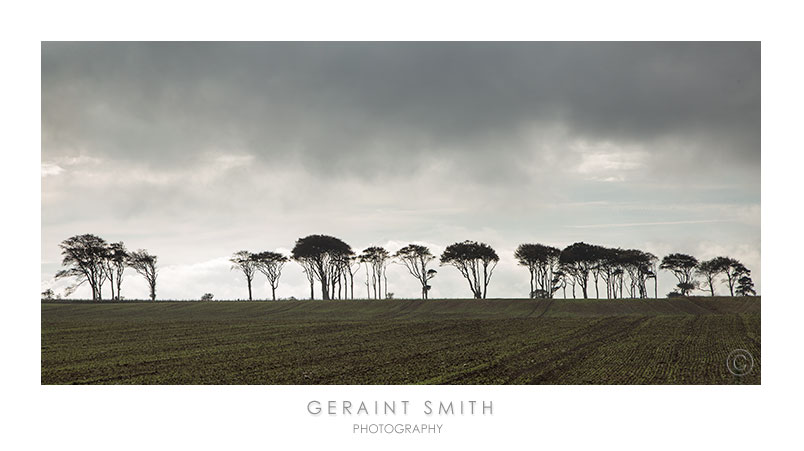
[41,297,760,385]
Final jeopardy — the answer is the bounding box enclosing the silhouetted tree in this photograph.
[339,253,360,300]
[552,270,568,299]
[559,242,599,299]
[612,267,625,299]
[253,251,288,301]
[736,275,756,296]
[41,289,55,300]
[55,234,108,300]
[696,257,731,296]
[594,247,618,299]
[660,253,698,296]
[360,246,391,299]
[298,260,316,300]
[394,244,437,299]
[291,235,353,300]
[619,249,657,299]
[440,241,499,299]
[514,243,561,298]
[102,241,128,300]
[329,250,355,300]
[201,293,214,301]
[230,251,257,301]
[724,259,750,296]
[128,250,158,301]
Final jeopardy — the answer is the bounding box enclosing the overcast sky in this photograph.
[41,42,760,300]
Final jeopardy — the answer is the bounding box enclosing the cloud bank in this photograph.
[41,42,760,299]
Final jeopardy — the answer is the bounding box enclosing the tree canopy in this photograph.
[394,244,437,299]
[441,241,499,299]
[660,253,698,295]
[291,234,353,300]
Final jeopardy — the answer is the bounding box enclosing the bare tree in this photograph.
[394,244,437,299]
[128,250,158,301]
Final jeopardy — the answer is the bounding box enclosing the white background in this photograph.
[2,1,802,450]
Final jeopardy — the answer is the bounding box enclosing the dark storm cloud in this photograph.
[41,42,761,299]
[42,42,759,178]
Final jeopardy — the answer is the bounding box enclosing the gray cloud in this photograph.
[41,42,760,299]
[42,42,759,177]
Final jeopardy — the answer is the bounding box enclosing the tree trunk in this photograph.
[321,283,329,300]
[247,279,253,301]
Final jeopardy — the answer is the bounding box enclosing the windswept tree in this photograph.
[338,253,360,300]
[514,243,561,298]
[394,244,437,299]
[298,259,317,300]
[360,246,391,299]
[595,247,621,299]
[724,259,750,297]
[331,249,356,299]
[128,250,158,301]
[103,241,128,300]
[55,234,108,300]
[620,249,657,299]
[559,242,599,299]
[230,251,257,301]
[736,275,756,296]
[291,235,353,300]
[440,241,499,299]
[660,253,698,296]
[552,270,568,299]
[696,257,731,296]
[252,251,288,301]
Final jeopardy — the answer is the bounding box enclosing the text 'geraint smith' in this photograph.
[307,400,493,416]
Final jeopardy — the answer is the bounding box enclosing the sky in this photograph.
[41,42,760,300]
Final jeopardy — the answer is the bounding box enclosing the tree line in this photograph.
[52,234,158,301]
[51,233,756,301]
[228,235,756,301]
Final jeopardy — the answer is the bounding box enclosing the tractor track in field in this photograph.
[520,316,651,384]
[443,316,632,384]
[42,298,761,384]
